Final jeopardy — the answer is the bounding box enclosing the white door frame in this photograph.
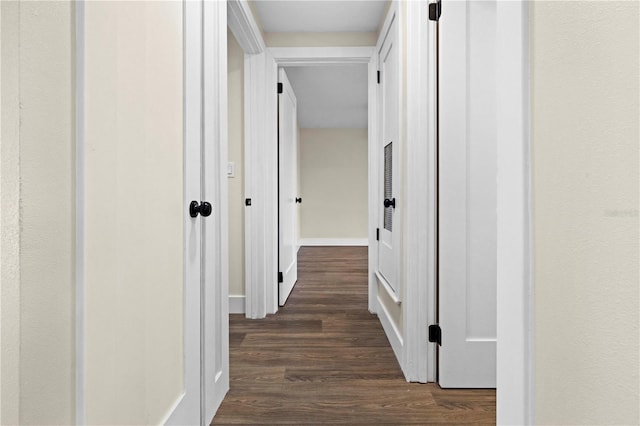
[495,2,533,424]
[228,1,533,424]
[245,46,374,320]
[404,0,438,384]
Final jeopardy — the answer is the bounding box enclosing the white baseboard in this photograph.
[159,392,185,424]
[376,294,404,370]
[229,295,245,314]
[299,238,369,247]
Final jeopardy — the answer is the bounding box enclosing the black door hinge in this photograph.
[429,0,442,21]
[245,198,252,206]
[376,228,380,241]
[278,272,283,283]
[277,82,283,94]
[428,324,442,346]
[377,70,380,84]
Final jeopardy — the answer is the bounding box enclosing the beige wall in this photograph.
[265,32,377,47]
[1,1,76,424]
[84,2,184,424]
[299,128,368,240]
[228,30,245,297]
[532,2,639,424]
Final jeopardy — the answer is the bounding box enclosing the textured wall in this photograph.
[532,2,639,423]
[1,1,76,424]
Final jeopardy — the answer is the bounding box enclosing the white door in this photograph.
[278,69,299,306]
[438,0,497,388]
[167,1,229,423]
[202,0,229,421]
[377,14,400,293]
[164,1,203,423]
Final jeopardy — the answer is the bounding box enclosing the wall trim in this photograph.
[270,46,374,66]
[495,1,533,424]
[376,294,404,371]
[158,392,185,426]
[375,271,401,305]
[299,238,368,247]
[228,295,246,314]
[245,46,376,319]
[227,0,265,54]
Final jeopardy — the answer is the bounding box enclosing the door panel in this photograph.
[439,0,497,388]
[378,15,400,292]
[84,1,198,424]
[278,69,299,306]
[166,1,202,423]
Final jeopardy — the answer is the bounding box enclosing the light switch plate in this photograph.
[227,162,235,178]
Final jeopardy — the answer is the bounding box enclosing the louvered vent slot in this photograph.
[384,142,393,231]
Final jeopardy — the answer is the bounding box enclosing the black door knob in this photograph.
[200,201,212,217]
[190,201,212,218]
[384,198,396,208]
[295,197,302,204]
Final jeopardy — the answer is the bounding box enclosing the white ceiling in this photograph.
[252,1,387,33]
[284,65,368,129]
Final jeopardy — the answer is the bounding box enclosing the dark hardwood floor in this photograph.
[213,246,496,424]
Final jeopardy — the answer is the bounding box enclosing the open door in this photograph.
[277,69,299,306]
[438,0,497,388]
[377,13,400,294]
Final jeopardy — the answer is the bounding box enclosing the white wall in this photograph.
[1,2,76,424]
[532,2,639,424]
[84,2,184,424]
[299,128,368,241]
[228,30,245,300]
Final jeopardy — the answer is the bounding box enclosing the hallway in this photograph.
[213,247,495,424]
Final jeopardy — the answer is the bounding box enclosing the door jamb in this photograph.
[404,0,437,383]
[495,2,533,424]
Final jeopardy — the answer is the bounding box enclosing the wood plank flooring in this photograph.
[212,246,495,424]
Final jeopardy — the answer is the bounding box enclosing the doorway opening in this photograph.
[276,63,370,307]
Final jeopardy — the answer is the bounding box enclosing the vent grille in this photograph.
[384,142,393,231]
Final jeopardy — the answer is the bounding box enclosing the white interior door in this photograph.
[278,68,299,306]
[168,1,229,423]
[165,2,204,423]
[377,14,400,293]
[438,0,497,388]
[202,0,229,421]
